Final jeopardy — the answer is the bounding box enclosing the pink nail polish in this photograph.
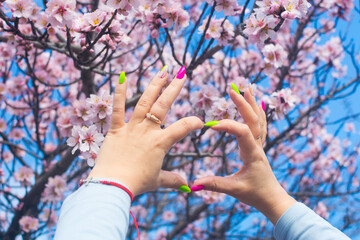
[262,101,266,111]
[176,66,186,79]
[190,185,204,192]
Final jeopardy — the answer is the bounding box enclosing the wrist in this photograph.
[254,187,297,225]
[86,167,141,196]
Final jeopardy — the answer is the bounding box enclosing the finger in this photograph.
[109,72,128,130]
[229,89,261,142]
[258,104,267,145]
[157,170,188,190]
[209,119,259,163]
[130,68,168,123]
[161,116,203,149]
[149,67,187,121]
[193,175,241,196]
[244,88,263,144]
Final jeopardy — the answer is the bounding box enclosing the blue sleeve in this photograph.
[54,178,131,240]
[274,202,350,240]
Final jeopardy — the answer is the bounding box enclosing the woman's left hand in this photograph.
[86,67,203,196]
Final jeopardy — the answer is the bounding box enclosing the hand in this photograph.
[193,87,296,224]
[86,67,203,196]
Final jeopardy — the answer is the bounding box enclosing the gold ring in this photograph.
[146,113,162,125]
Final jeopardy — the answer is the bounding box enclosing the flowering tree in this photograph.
[1,0,360,239]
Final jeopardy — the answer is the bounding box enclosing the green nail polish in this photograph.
[119,71,125,84]
[231,82,240,95]
[178,185,191,193]
[204,121,219,127]
[161,65,167,72]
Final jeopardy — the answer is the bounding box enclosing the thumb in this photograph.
[193,175,239,196]
[157,170,189,191]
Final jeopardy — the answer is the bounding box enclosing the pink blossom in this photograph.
[0,119,7,132]
[71,98,92,125]
[3,151,13,164]
[56,106,73,137]
[5,0,36,18]
[14,166,34,187]
[206,98,237,122]
[107,0,135,10]
[19,216,39,233]
[266,88,299,119]
[162,211,175,221]
[8,128,25,141]
[130,205,148,218]
[79,125,105,153]
[84,9,107,27]
[87,90,113,120]
[262,44,287,68]
[41,175,67,203]
[214,0,241,16]
[79,151,98,167]
[190,85,220,110]
[39,209,58,227]
[314,201,329,219]
[162,4,190,30]
[67,125,83,154]
[317,37,344,63]
[256,0,282,14]
[45,0,77,27]
[244,12,278,46]
[345,123,355,133]
[198,18,222,39]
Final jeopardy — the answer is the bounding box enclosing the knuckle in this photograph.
[210,178,218,192]
[137,98,151,109]
[156,99,169,110]
[180,119,192,133]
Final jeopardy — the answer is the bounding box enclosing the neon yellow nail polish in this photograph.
[161,65,167,72]
[231,82,240,95]
[204,121,219,127]
[178,185,191,193]
[160,65,168,78]
[119,71,125,84]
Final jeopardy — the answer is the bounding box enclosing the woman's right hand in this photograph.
[193,87,297,225]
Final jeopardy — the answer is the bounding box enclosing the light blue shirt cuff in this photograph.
[54,178,132,240]
[274,202,350,240]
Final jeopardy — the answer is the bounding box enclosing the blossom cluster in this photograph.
[198,17,234,46]
[41,175,68,203]
[19,216,39,233]
[244,0,311,46]
[266,88,299,119]
[190,84,238,122]
[65,90,112,166]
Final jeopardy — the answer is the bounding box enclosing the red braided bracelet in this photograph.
[79,178,140,240]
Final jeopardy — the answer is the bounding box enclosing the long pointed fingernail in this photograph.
[262,101,266,111]
[249,86,255,96]
[190,185,204,192]
[176,66,186,79]
[160,65,168,78]
[230,82,240,94]
[119,71,125,84]
[178,185,191,193]
[204,121,219,127]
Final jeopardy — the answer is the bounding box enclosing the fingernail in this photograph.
[190,185,204,192]
[176,66,186,79]
[178,185,191,193]
[204,121,219,127]
[160,65,168,78]
[230,82,240,95]
[119,71,125,84]
[249,86,255,96]
[262,101,266,111]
